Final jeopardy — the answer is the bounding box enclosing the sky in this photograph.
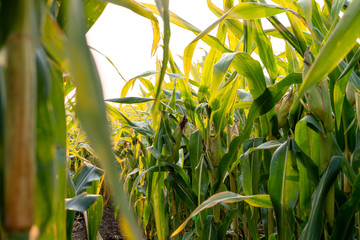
[86,1,288,99]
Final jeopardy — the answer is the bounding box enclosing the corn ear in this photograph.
[346,81,356,105]
[209,124,221,168]
[303,49,333,132]
[275,89,293,128]
[168,116,187,163]
[355,91,360,128]
[304,82,333,132]
[230,119,240,140]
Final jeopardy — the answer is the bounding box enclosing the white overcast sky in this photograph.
[86,0,288,99]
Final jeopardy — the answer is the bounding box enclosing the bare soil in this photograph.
[72,207,124,240]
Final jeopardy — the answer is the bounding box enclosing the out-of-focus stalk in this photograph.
[346,82,355,106]
[4,0,36,235]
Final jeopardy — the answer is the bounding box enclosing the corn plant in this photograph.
[107,0,360,239]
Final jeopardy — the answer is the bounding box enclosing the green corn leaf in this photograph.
[128,163,190,198]
[206,0,244,42]
[160,111,176,143]
[87,195,103,240]
[182,14,228,83]
[217,209,237,239]
[84,0,107,31]
[310,0,327,37]
[66,173,76,240]
[233,101,252,109]
[247,140,282,154]
[193,108,205,144]
[300,115,325,134]
[152,0,170,129]
[167,173,197,211]
[285,42,300,73]
[65,194,101,212]
[292,138,320,186]
[299,0,360,95]
[241,138,265,196]
[127,126,155,138]
[243,16,253,54]
[266,16,303,55]
[330,173,360,240]
[41,12,67,68]
[280,0,308,56]
[189,130,207,202]
[49,65,67,240]
[264,74,302,104]
[212,82,238,134]
[268,140,299,240]
[72,163,104,195]
[106,105,155,137]
[177,77,196,121]
[237,89,252,101]
[183,2,290,81]
[201,216,217,240]
[330,0,345,25]
[129,165,172,200]
[121,70,157,97]
[297,0,312,29]
[211,52,266,101]
[143,3,230,53]
[206,0,223,16]
[294,117,323,185]
[245,204,260,239]
[106,97,155,104]
[334,68,353,130]
[342,158,356,186]
[252,19,279,82]
[182,229,196,240]
[224,0,234,10]
[299,157,343,240]
[210,64,234,105]
[89,46,126,82]
[34,49,57,235]
[171,191,272,237]
[147,146,167,161]
[227,3,292,20]
[66,0,143,239]
[152,171,166,240]
[198,24,226,102]
[338,47,360,80]
[85,180,103,240]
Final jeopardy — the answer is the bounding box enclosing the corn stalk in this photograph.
[3,1,36,238]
